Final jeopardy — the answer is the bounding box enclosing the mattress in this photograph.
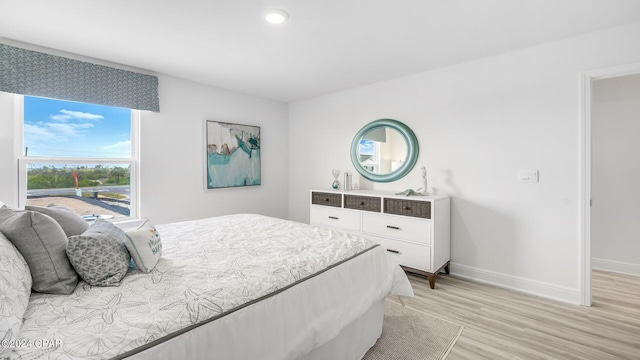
[10,214,413,360]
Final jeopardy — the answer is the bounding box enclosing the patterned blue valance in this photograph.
[0,44,159,112]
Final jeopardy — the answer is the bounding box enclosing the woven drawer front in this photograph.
[384,198,431,219]
[311,192,342,207]
[344,195,381,212]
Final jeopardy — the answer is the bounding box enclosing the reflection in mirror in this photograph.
[350,118,418,183]
[358,127,408,175]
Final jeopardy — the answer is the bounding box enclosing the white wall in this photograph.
[0,74,289,224]
[288,21,640,304]
[0,92,17,207]
[140,75,289,224]
[592,73,640,276]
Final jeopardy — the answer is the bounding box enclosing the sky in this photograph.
[23,96,131,158]
[359,139,374,155]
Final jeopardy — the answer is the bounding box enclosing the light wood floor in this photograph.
[402,270,640,360]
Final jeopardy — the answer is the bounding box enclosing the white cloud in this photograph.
[103,140,131,155]
[24,123,58,142]
[104,140,131,150]
[25,110,105,156]
[24,121,94,146]
[44,122,94,137]
[50,114,73,121]
[104,140,130,150]
[49,109,104,122]
[60,110,104,120]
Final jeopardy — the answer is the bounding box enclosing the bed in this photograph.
[2,213,413,360]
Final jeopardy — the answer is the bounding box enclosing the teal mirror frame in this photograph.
[350,119,419,183]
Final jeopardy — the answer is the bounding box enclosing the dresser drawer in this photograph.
[344,194,381,212]
[366,235,431,272]
[311,191,342,207]
[310,206,360,231]
[384,198,431,219]
[362,212,431,245]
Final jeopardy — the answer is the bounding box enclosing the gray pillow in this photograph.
[0,208,78,295]
[25,204,88,237]
[67,219,131,286]
[0,231,32,357]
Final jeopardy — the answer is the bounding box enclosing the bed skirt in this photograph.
[126,298,384,360]
[301,299,384,360]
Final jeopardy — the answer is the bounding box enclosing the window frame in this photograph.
[373,141,382,173]
[15,95,141,221]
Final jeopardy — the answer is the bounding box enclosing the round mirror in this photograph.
[350,119,419,182]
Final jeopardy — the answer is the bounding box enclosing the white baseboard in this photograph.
[592,258,640,277]
[450,262,581,305]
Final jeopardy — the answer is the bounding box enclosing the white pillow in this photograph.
[124,222,162,273]
[0,231,32,358]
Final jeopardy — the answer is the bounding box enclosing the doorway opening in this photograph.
[580,62,640,306]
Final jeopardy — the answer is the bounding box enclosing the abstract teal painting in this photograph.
[205,121,261,189]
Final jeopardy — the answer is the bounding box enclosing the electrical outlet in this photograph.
[518,170,539,183]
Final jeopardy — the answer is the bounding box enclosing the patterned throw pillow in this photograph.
[67,220,131,286]
[0,231,32,359]
[0,208,78,294]
[125,222,162,273]
[25,204,89,237]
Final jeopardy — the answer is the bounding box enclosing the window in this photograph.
[359,139,380,172]
[18,95,139,220]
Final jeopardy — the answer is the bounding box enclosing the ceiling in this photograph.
[2,0,640,102]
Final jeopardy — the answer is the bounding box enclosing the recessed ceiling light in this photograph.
[264,9,289,25]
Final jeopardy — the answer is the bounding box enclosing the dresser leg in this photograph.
[427,273,436,289]
[444,261,450,275]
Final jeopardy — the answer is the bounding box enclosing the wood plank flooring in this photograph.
[400,271,640,360]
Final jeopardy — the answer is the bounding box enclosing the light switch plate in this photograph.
[518,170,539,183]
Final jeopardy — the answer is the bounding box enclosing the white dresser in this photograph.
[309,189,450,289]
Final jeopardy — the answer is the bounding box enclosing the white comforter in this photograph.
[12,214,413,360]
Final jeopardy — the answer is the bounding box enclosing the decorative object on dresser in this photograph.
[420,165,428,195]
[331,169,341,189]
[395,188,421,196]
[310,189,451,289]
[344,171,352,190]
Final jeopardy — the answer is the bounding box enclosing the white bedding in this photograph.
[11,214,413,360]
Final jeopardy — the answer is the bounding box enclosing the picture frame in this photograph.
[204,120,261,189]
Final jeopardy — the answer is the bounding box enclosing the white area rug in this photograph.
[363,300,463,360]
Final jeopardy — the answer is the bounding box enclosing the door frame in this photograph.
[579,62,640,306]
